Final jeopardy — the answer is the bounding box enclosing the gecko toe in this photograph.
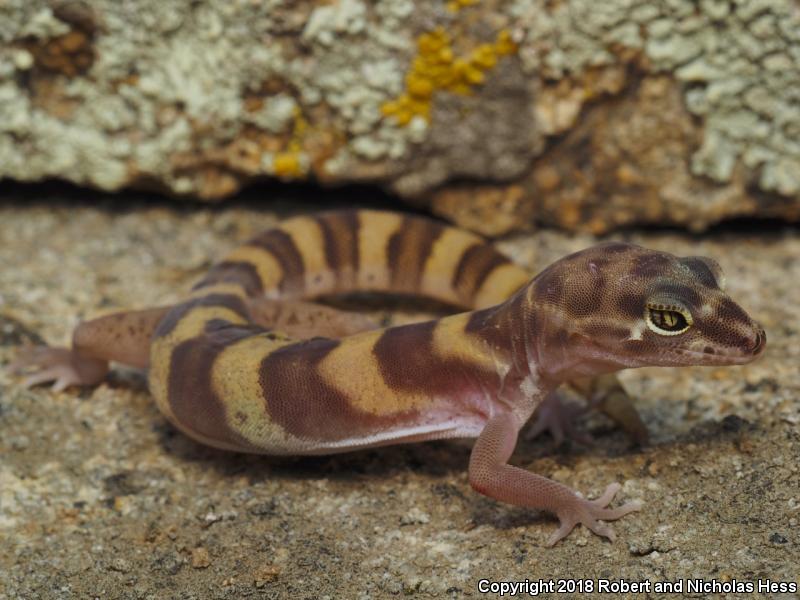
[547,519,578,547]
[596,500,643,520]
[586,520,616,541]
[21,365,75,390]
[591,482,622,507]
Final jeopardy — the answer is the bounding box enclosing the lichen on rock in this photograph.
[505,0,800,215]
[1,0,799,232]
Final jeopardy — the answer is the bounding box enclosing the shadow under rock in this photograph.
[0,177,411,219]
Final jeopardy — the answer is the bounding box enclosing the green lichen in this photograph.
[511,0,800,195]
[0,0,291,193]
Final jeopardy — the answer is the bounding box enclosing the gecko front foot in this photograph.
[570,375,649,446]
[526,377,650,447]
[548,483,643,546]
[10,345,108,391]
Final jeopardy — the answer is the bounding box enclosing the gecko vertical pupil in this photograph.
[648,308,687,332]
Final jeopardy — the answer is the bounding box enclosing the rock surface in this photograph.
[1,195,798,598]
[2,1,800,234]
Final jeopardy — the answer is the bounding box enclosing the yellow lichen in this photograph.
[446,0,477,13]
[273,152,303,177]
[272,107,308,178]
[382,28,518,125]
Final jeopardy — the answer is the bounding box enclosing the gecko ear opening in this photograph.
[681,256,726,290]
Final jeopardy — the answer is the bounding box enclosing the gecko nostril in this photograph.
[751,328,766,355]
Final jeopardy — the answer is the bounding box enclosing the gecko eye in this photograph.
[645,303,692,335]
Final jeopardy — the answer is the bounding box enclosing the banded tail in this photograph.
[195,209,531,309]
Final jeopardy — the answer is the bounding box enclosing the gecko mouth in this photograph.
[664,324,766,366]
[669,346,762,366]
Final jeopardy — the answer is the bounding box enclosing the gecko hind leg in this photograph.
[10,345,109,391]
[10,298,379,392]
[9,306,171,390]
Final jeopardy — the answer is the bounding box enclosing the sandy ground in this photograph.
[0,192,798,599]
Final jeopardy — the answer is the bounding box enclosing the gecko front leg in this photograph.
[468,411,642,545]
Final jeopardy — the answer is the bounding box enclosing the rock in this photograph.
[190,547,211,569]
[253,565,280,587]
[1,0,800,233]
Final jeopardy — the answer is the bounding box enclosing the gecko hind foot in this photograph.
[547,482,643,546]
[9,345,108,391]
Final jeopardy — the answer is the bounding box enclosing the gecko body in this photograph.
[13,209,766,545]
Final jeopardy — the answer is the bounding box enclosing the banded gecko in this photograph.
[12,210,766,545]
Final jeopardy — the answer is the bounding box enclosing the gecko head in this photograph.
[529,242,766,378]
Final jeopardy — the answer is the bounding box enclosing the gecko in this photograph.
[11,209,766,545]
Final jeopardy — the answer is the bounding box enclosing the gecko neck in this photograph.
[464,291,550,421]
[517,286,642,385]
